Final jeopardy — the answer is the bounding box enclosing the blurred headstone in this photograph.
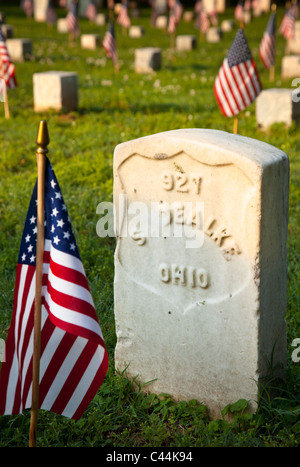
[33,71,78,112]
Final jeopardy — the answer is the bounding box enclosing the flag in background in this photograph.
[117,1,131,28]
[194,0,210,33]
[103,20,118,67]
[214,27,262,117]
[168,0,183,34]
[234,1,244,22]
[279,2,297,39]
[46,0,57,25]
[0,158,108,420]
[66,0,80,37]
[259,10,276,69]
[22,0,33,18]
[85,0,97,21]
[0,25,17,92]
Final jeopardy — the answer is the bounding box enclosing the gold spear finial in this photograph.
[36,120,49,155]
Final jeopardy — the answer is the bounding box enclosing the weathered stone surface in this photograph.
[221,19,235,32]
[95,13,106,26]
[2,24,13,39]
[57,18,68,33]
[175,35,197,51]
[206,27,222,43]
[287,21,300,54]
[134,47,162,73]
[6,39,32,62]
[33,0,48,21]
[81,34,101,50]
[256,88,300,128]
[281,55,300,79]
[155,15,168,29]
[33,71,78,112]
[129,26,145,38]
[113,129,289,419]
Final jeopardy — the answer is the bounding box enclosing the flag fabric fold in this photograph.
[279,3,297,39]
[168,0,183,34]
[0,158,108,420]
[0,26,17,92]
[259,10,276,69]
[85,1,97,21]
[103,20,118,67]
[214,27,262,118]
[117,1,131,28]
[66,0,80,37]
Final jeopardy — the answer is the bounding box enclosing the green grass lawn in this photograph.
[0,2,299,447]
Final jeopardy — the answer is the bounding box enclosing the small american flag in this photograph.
[0,26,17,92]
[117,1,131,28]
[46,0,57,25]
[234,1,244,22]
[0,157,108,419]
[195,7,210,34]
[214,28,262,118]
[85,1,97,21]
[168,0,183,34]
[66,0,80,37]
[103,20,118,67]
[259,11,276,69]
[22,0,33,18]
[279,4,297,39]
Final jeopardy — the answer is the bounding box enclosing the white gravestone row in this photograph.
[113,129,289,419]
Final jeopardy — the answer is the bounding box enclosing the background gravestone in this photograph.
[113,129,289,419]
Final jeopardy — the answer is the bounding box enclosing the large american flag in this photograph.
[117,1,131,28]
[0,26,17,92]
[214,28,262,118]
[66,0,80,37]
[103,20,118,67]
[0,158,108,419]
[279,3,297,40]
[259,10,276,69]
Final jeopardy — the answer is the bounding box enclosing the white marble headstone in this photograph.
[113,129,289,419]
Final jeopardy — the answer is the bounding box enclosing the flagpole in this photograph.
[2,81,9,119]
[233,19,244,135]
[0,55,10,119]
[29,120,49,448]
[270,3,277,82]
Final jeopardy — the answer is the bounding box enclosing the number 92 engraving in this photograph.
[161,171,202,194]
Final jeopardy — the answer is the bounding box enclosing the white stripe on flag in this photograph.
[62,344,105,418]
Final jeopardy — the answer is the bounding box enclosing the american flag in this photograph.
[85,1,97,21]
[0,26,17,92]
[234,1,244,22]
[46,0,57,25]
[66,0,80,37]
[22,0,33,18]
[244,0,251,11]
[117,1,131,28]
[168,0,183,34]
[0,157,108,419]
[195,6,210,34]
[259,10,276,69]
[214,28,262,118]
[279,3,297,39]
[103,20,118,67]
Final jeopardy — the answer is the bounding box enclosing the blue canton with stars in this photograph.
[227,28,253,68]
[18,157,80,265]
